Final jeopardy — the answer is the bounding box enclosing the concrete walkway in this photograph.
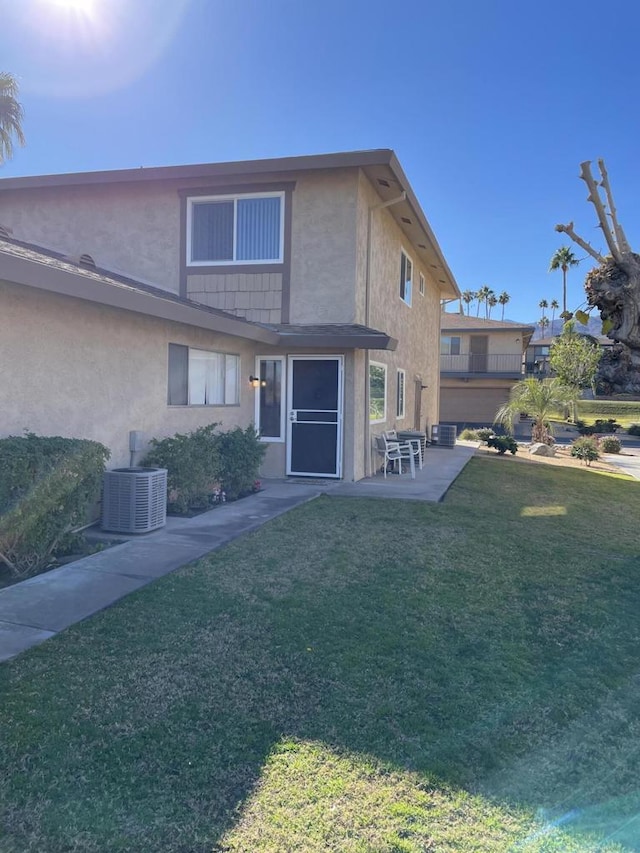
[603,449,640,480]
[0,445,474,663]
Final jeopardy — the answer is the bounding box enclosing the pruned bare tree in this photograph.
[556,161,640,363]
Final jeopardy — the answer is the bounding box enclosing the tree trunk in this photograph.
[585,254,640,351]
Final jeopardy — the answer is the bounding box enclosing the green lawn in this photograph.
[576,399,640,428]
[2,458,640,851]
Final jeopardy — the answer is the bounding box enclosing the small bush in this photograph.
[0,433,110,578]
[627,423,640,436]
[214,425,266,501]
[477,428,494,443]
[144,423,266,509]
[578,418,621,435]
[144,424,219,513]
[487,435,518,455]
[600,436,622,454]
[459,428,480,441]
[571,436,600,465]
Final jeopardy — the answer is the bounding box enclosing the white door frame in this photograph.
[286,355,344,478]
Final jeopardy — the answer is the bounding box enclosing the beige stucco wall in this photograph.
[1,169,362,326]
[441,329,526,373]
[354,172,442,464]
[443,330,525,356]
[0,281,361,480]
[288,168,359,324]
[0,183,182,292]
[0,280,258,468]
[0,166,455,480]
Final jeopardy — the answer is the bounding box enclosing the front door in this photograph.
[286,356,343,478]
[470,335,489,372]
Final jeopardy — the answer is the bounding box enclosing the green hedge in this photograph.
[144,424,266,510]
[144,424,220,514]
[0,434,110,578]
[214,425,266,501]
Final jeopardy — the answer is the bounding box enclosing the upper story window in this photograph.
[419,272,425,296]
[441,336,461,355]
[400,250,412,306]
[187,192,284,266]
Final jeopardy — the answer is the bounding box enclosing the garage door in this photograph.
[440,387,509,425]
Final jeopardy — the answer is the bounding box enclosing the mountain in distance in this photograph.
[526,315,606,341]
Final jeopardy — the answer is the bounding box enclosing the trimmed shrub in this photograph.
[627,423,640,436]
[487,435,518,455]
[144,424,219,513]
[577,418,621,435]
[600,436,622,454]
[0,434,110,578]
[571,436,600,466]
[477,428,494,443]
[214,425,266,501]
[144,423,266,509]
[459,428,480,441]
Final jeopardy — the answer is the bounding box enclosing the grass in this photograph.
[2,458,640,851]
[576,399,640,428]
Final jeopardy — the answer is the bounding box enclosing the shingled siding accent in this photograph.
[187,272,282,323]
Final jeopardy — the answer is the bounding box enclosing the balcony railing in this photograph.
[440,353,525,375]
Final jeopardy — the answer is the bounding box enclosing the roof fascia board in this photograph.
[441,324,536,334]
[275,332,397,350]
[0,150,394,191]
[0,252,278,344]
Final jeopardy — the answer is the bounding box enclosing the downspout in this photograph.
[363,191,406,478]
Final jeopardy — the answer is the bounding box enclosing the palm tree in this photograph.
[539,298,548,321]
[0,72,25,164]
[487,293,498,318]
[476,285,491,318]
[498,291,510,321]
[539,315,550,337]
[550,299,559,332]
[549,246,580,315]
[495,377,579,444]
[461,290,474,316]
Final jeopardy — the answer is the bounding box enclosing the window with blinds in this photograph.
[188,192,284,265]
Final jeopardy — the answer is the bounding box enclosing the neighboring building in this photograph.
[440,313,534,426]
[525,334,615,378]
[0,149,459,481]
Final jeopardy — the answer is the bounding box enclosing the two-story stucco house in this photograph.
[440,313,534,426]
[0,150,459,481]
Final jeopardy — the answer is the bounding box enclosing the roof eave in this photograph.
[387,152,461,299]
[0,149,396,191]
[275,332,397,351]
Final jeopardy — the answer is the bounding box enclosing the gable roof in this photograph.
[0,236,396,350]
[0,149,460,300]
[441,313,535,333]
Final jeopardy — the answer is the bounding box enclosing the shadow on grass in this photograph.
[2,459,640,851]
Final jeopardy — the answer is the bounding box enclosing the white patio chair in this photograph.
[374,435,416,479]
[386,429,423,470]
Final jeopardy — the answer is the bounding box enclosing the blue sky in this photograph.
[3,0,640,323]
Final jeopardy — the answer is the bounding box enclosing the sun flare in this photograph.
[46,0,96,11]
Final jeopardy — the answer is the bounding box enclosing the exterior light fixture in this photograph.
[249,375,266,388]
